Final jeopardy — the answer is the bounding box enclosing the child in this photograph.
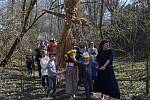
[46,52,61,98]
[90,51,98,92]
[65,49,78,100]
[79,52,96,99]
[26,49,34,75]
[40,50,49,91]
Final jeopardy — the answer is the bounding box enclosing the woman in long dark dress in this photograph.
[95,39,120,100]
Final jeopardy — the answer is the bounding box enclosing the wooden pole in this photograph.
[146,51,149,94]
[146,30,149,94]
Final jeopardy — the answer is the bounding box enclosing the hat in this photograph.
[91,42,94,44]
[67,49,76,55]
[49,52,56,57]
[82,52,90,58]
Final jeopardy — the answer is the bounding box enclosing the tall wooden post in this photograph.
[146,28,150,94]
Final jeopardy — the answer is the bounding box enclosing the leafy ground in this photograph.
[0,66,101,100]
[0,62,150,100]
[114,61,150,99]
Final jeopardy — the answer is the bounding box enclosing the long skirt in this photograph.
[95,66,120,99]
[65,67,78,95]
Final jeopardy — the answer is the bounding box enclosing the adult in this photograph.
[95,39,120,100]
[35,41,46,78]
[88,42,98,56]
[47,38,57,55]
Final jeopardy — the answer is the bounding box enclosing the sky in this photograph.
[119,0,133,6]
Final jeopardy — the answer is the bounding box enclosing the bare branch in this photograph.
[120,0,128,10]
[81,1,99,4]
[26,12,46,31]
[43,9,93,27]
[104,1,114,13]
[27,3,65,31]
[49,0,57,9]
[43,9,66,19]
[0,0,38,67]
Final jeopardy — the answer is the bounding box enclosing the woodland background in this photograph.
[0,0,150,99]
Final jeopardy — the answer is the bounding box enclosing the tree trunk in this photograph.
[57,23,76,67]
[43,0,92,67]
[56,0,80,67]
[0,30,26,67]
[99,0,104,39]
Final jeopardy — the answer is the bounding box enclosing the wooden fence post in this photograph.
[146,45,149,94]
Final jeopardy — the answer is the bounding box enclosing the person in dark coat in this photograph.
[73,46,83,86]
[26,49,34,75]
[35,41,46,78]
[90,51,98,92]
[95,39,120,100]
[79,52,96,99]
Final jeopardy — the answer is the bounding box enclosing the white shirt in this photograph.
[47,61,57,76]
[40,58,49,76]
[88,47,98,55]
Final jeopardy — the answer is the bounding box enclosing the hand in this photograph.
[58,69,66,74]
[100,66,106,70]
[57,71,61,75]
[57,71,63,75]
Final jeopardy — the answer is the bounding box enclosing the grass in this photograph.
[0,61,150,99]
[113,61,150,99]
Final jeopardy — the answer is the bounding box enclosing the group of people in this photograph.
[26,38,120,100]
[25,38,57,76]
[64,39,120,100]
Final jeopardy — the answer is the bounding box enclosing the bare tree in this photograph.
[0,0,45,67]
[99,0,104,39]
